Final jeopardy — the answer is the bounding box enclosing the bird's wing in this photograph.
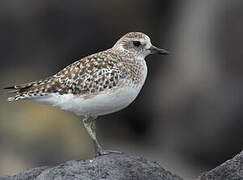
[51,55,128,96]
[6,53,128,101]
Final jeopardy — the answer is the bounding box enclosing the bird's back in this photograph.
[5,49,147,104]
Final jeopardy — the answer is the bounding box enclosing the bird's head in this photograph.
[112,32,169,59]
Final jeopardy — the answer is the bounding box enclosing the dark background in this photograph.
[0,0,243,179]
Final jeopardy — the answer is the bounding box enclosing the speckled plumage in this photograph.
[7,33,150,102]
[5,31,169,116]
[7,48,146,101]
[5,32,168,156]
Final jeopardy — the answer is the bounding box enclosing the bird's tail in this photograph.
[3,82,34,102]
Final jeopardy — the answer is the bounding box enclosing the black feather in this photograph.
[3,83,33,94]
[4,86,16,90]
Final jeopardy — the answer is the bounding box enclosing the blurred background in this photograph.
[0,0,243,179]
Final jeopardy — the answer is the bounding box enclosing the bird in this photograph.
[4,32,169,156]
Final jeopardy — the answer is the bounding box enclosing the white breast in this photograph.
[32,85,138,117]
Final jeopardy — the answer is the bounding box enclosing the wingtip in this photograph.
[3,86,16,90]
[2,86,18,94]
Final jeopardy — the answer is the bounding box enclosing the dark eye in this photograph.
[133,41,141,47]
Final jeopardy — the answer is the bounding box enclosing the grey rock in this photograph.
[0,166,49,180]
[198,151,243,180]
[0,153,183,180]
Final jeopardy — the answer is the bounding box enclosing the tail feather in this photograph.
[4,86,16,90]
[7,95,26,102]
[4,82,35,101]
[3,86,18,94]
[4,83,33,92]
[4,77,53,101]
[7,96,17,102]
[6,83,33,91]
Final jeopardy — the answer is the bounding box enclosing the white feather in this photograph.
[33,85,141,116]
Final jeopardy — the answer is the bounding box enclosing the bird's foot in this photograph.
[96,149,123,157]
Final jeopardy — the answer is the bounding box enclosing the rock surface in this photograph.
[0,153,183,180]
[1,151,243,180]
[198,151,243,180]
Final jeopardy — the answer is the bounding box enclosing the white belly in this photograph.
[32,85,143,117]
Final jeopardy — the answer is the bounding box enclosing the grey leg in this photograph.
[83,116,102,156]
[82,116,122,156]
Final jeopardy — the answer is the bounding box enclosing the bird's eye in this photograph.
[133,41,141,47]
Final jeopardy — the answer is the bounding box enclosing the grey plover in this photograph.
[5,32,169,156]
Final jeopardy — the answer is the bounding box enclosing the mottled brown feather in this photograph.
[7,48,145,101]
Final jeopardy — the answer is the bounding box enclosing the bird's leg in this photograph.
[83,116,102,156]
[82,116,122,156]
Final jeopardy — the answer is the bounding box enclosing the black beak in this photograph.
[149,45,169,55]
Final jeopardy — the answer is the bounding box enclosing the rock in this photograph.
[198,151,243,180]
[0,153,183,180]
[0,166,49,180]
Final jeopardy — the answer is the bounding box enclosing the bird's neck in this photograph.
[108,48,144,61]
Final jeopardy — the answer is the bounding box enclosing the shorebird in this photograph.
[5,32,169,156]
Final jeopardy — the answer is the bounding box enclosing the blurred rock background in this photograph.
[0,0,243,179]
